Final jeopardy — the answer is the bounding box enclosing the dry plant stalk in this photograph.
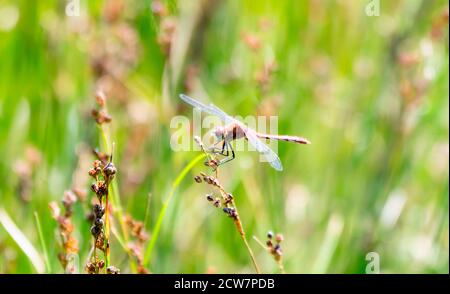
[124,215,150,274]
[86,91,119,274]
[254,232,285,274]
[193,137,261,274]
[49,191,79,273]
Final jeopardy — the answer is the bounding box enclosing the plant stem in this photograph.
[143,193,152,230]
[33,211,52,273]
[277,259,286,274]
[238,226,261,274]
[93,242,98,274]
[143,153,206,267]
[98,124,137,272]
[218,190,261,274]
[197,139,261,273]
[104,190,110,271]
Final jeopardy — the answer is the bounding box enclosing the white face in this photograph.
[214,126,225,140]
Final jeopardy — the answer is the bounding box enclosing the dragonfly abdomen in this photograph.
[256,133,311,144]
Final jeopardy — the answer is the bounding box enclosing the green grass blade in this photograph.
[0,207,45,273]
[33,211,52,273]
[143,153,206,267]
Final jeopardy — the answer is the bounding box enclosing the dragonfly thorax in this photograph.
[213,126,226,140]
[217,123,247,142]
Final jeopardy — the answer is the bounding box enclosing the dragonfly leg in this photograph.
[221,140,229,156]
[208,139,230,157]
[207,140,224,154]
[217,142,235,166]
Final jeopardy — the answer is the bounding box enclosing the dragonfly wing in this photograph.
[208,104,236,125]
[243,127,283,171]
[179,94,234,124]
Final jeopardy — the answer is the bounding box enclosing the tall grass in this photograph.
[0,0,448,274]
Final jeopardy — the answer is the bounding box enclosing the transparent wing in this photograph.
[242,127,283,171]
[179,94,234,124]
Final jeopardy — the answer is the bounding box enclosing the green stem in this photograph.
[33,212,52,273]
[143,153,206,267]
[143,193,152,230]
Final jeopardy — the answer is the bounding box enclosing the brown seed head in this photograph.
[275,233,284,243]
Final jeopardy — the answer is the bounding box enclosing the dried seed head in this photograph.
[104,162,116,178]
[274,244,283,258]
[207,159,219,168]
[93,110,112,125]
[194,175,202,183]
[85,262,96,274]
[242,32,261,51]
[95,181,108,197]
[275,233,284,243]
[206,194,214,202]
[49,202,61,219]
[151,0,167,17]
[91,109,99,118]
[223,207,237,218]
[88,168,97,177]
[266,240,273,248]
[106,266,120,274]
[91,183,98,194]
[95,218,104,228]
[93,203,105,218]
[93,160,102,168]
[95,234,105,250]
[62,190,77,210]
[98,260,105,269]
[225,193,233,204]
[95,91,106,107]
[90,225,101,238]
[93,149,110,163]
[213,199,221,208]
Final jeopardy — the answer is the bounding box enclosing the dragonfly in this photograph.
[179,94,310,171]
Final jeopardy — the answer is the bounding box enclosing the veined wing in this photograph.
[243,127,283,171]
[179,94,234,124]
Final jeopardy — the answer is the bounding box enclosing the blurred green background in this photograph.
[0,0,448,274]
